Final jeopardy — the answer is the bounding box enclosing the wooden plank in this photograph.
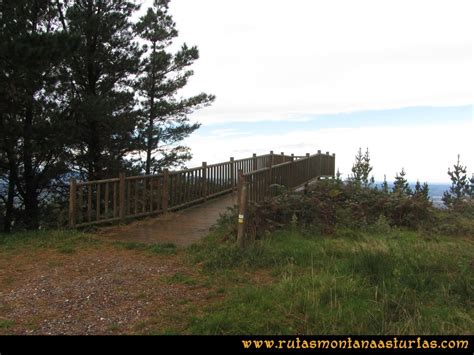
[96,183,101,221]
[202,162,207,201]
[78,187,83,224]
[126,180,131,216]
[142,178,146,213]
[155,178,161,212]
[104,182,109,217]
[237,177,247,249]
[119,173,125,221]
[76,177,120,187]
[162,169,169,212]
[230,158,235,189]
[87,185,92,222]
[113,181,118,218]
[68,179,77,228]
[149,177,154,212]
[133,179,138,215]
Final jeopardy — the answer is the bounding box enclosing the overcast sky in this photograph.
[144,0,473,183]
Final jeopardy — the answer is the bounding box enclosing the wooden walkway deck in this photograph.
[99,193,236,246]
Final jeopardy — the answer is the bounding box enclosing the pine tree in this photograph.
[0,0,75,229]
[413,180,430,201]
[414,180,422,194]
[350,147,372,187]
[60,0,142,180]
[421,182,430,200]
[442,155,470,207]
[469,174,474,197]
[381,174,389,193]
[134,0,215,174]
[393,168,411,195]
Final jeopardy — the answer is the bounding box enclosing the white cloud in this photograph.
[136,0,473,183]
[164,0,472,124]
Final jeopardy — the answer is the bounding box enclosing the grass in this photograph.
[187,227,473,335]
[1,215,472,335]
[0,229,100,254]
[0,319,14,329]
[112,241,177,255]
[166,272,199,286]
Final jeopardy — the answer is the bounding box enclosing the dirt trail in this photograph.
[99,194,236,246]
[0,247,213,335]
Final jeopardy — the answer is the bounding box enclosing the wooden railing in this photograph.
[239,150,335,205]
[235,151,336,246]
[68,151,295,227]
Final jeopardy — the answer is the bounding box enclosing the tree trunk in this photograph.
[145,43,157,176]
[145,106,154,175]
[23,102,39,230]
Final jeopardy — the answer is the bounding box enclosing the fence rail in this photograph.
[240,150,335,205]
[68,151,302,228]
[235,151,335,247]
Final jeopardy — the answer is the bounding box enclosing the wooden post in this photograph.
[87,185,92,222]
[113,182,118,217]
[230,157,235,189]
[237,169,243,207]
[290,154,295,188]
[96,183,101,221]
[237,175,247,249]
[269,150,274,186]
[326,152,330,176]
[202,162,207,201]
[317,150,322,178]
[104,182,109,217]
[162,169,169,212]
[252,153,257,171]
[332,153,336,177]
[119,173,125,221]
[68,179,77,228]
[304,153,310,192]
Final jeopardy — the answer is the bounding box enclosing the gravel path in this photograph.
[0,246,211,335]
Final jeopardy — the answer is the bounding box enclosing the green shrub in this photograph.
[245,180,436,238]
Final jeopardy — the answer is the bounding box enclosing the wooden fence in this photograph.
[241,150,335,204]
[235,150,335,246]
[68,151,298,228]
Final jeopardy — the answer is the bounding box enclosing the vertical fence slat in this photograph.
[87,185,92,222]
[78,187,83,224]
[133,180,138,215]
[113,181,118,218]
[162,169,169,212]
[142,178,146,213]
[202,162,207,201]
[230,157,235,189]
[126,180,131,216]
[96,183,101,221]
[69,179,77,228]
[149,177,154,212]
[105,182,109,217]
[119,173,125,221]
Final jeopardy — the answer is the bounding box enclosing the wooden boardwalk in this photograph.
[99,193,236,246]
[70,151,335,246]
